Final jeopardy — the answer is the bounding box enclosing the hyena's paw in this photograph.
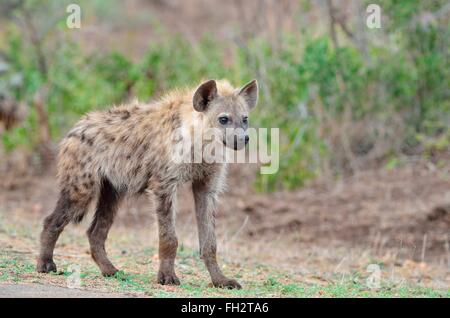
[101,267,119,277]
[212,277,242,290]
[157,270,181,286]
[36,259,57,273]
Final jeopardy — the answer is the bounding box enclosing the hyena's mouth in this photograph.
[223,137,247,151]
[222,139,238,150]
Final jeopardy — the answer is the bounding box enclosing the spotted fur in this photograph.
[36,79,258,289]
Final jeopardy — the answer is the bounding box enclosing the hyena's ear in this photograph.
[238,79,258,110]
[193,79,218,112]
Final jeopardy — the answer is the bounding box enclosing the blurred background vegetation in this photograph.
[0,0,449,191]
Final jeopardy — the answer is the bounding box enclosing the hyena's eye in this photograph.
[242,116,248,124]
[218,116,229,125]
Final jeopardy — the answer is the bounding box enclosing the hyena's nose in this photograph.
[245,135,249,145]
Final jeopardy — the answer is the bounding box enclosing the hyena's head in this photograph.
[193,79,258,150]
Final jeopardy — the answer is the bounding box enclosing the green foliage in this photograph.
[376,0,450,132]
[133,35,233,99]
[1,0,449,191]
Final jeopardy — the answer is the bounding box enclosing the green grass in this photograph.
[0,211,448,298]
[0,251,448,298]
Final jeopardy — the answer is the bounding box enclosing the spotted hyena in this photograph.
[36,79,258,289]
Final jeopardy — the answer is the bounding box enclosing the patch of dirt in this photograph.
[225,162,450,261]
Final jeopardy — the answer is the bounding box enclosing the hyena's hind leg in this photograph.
[37,190,93,273]
[87,178,122,277]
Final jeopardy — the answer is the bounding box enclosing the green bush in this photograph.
[1,0,449,191]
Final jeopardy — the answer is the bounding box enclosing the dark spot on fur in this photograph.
[162,112,181,131]
[104,133,115,143]
[67,132,78,139]
[137,172,152,194]
[121,111,130,120]
[167,176,178,185]
[171,113,181,128]
[132,165,141,177]
[135,143,149,161]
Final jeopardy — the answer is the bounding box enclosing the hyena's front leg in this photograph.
[192,180,242,289]
[155,190,180,285]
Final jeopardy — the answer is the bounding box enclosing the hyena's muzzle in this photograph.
[223,127,249,150]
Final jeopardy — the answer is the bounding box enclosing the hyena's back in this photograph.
[57,101,183,222]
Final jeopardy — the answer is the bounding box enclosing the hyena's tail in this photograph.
[53,180,97,224]
[65,188,96,225]
[71,177,121,224]
[56,137,100,224]
[53,178,97,224]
